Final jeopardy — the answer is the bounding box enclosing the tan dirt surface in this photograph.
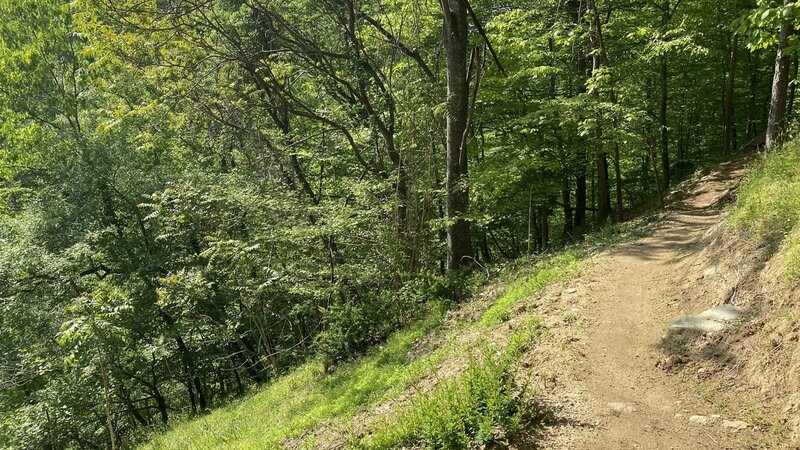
[532,155,786,449]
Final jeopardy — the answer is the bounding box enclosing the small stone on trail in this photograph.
[566,288,578,294]
[689,415,709,425]
[607,402,636,414]
[722,420,749,431]
[657,354,686,370]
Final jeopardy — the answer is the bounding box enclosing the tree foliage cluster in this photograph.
[0,0,793,447]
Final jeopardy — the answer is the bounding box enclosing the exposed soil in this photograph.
[528,154,793,449]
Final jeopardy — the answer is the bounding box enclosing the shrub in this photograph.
[316,274,451,369]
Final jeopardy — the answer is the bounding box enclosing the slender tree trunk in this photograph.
[724,33,739,156]
[789,53,799,118]
[586,0,611,226]
[480,233,492,263]
[527,187,533,254]
[442,0,474,270]
[660,56,670,188]
[613,143,623,221]
[658,0,673,188]
[575,170,587,230]
[562,171,574,238]
[766,0,795,150]
[101,364,117,450]
[570,0,589,234]
[539,204,549,250]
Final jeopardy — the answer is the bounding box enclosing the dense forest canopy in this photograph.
[0,0,795,447]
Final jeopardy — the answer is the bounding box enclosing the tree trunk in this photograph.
[766,0,795,150]
[659,60,670,190]
[538,204,549,250]
[586,0,611,226]
[575,169,587,230]
[442,0,474,270]
[724,33,739,156]
[789,53,798,118]
[613,143,623,222]
[596,149,611,224]
[562,171,574,238]
[659,1,671,189]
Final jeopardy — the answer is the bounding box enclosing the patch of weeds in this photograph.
[562,312,577,324]
[778,310,800,324]
[731,316,749,328]
[357,319,544,450]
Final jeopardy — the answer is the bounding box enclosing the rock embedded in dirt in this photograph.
[657,354,687,370]
[722,420,749,431]
[607,402,636,414]
[667,304,745,333]
[689,415,709,425]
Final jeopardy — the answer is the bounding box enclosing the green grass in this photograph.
[730,138,800,281]
[479,251,580,327]
[142,305,449,450]
[355,318,543,450]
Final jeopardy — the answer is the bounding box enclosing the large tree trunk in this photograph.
[442,0,474,270]
[724,33,739,156]
[766,0,795,150]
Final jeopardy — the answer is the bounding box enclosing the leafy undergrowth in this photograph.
[730,139,800,281]
[141,219,653,450]
[355,319,543,449]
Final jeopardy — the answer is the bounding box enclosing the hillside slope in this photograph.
[142,149,800,449]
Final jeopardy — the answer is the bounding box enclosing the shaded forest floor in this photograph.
[144,151,800,449]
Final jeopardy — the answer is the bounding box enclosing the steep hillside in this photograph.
[136,145,800,449]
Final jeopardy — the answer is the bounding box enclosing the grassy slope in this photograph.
[730,140,800,280]
[141,217,657,449]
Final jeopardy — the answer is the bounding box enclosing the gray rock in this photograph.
[607,402,636,414]
[668,304,744,333]
[689,415,709,425]
[722,419,749,431]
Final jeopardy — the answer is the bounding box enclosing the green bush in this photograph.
[316,274,451,369]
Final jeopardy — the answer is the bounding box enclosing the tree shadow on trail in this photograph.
[509,401,598,449]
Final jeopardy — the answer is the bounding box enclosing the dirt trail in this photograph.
[536,156,776,449]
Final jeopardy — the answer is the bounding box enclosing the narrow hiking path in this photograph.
[533,155,779,449]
